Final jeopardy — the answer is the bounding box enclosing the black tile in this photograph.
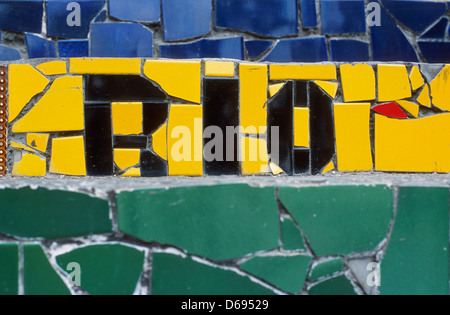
[268,81,293,175]
[113,136,148,149]
[85,75,167,102]
[140,150,167,177]
[85,103,113,176]
[203,78,240,176]
[294,148,310,174]
[143,102,169,135]
[295,81,308,107]
[310,83,335,175]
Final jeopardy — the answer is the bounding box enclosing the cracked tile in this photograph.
[153,253,275,295]
[310,258,343,281]
[241,255,312,294]
[24,244,70,295]
[117,185,279,260]
[309,275,356,295]
[56,244,145,295]
[278,186,392,256]
[0,243,18,295]
[380,187,449,295]
[0,187,111,239]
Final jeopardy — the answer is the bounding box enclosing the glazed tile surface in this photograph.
[0,0,448,63]
[2,0,450,297]
[5,59,450,177]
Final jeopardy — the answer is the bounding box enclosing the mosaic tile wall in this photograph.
[0,183,448,295]
[3,59,450,177]
[2,0,450,296]
[1,0,450,63]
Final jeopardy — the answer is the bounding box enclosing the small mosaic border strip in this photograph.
[0,66,6,176]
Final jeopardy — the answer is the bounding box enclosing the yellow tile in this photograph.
[340,64,375,102]
[375,113,450,173]
[205,61,235,77]
[144,60,201,104]
[270,64,336,80]
[36,61,67,76]
[27,133,50,153]
[114,149,140,171]
[269,162,284,175]
[430,65,450,111]
[49,136,86,176]
[334,103,373,171]
[322,161,335,174]
[240,64,267,134]
[269,83,285,97]
[112,102,142,135]
[397,100,419,118]
[378,64,412,102]
[8,64,50,122]
[12,76,84,133]
[314,81,338,99]
[409,66,424,91]
[122,168,141,177]
[12,153,46,177]
[153,123,167,161]
[294,108,309,148]
[241,137,270,175]
[10,141,38,154]
[417,85,431,107]
[168,105,203,176]
[69,58,141,74]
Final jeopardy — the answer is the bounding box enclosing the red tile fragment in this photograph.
[372,102,408,119]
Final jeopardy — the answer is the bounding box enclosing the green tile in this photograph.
[240,255,312,294]
[0,187,112,239]
[310,258,343,281]
[380,187,449,295]
[117,184,279,260]
[281,217,305,250]
[56,244,145,295]
[309,275,356,295]
[0,243,19,295]
[24,244,71,295]
[152,253,275,295]
[279,186,392,256]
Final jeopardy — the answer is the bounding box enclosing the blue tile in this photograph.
[420,17,448,39]
[94,10,107,22]
[383,0,446,34]
[90,23,153,58]
[245,40,273,60]
[301,0,317,28]
[371,0,418,62]
[47,0,105,39]
[418,41,450,63]
[162,0,211,41]
[0,45,21,61]
[160,37,244,60]
[330,39,369,62]
[263,37,328,62]
[321,0,365,34]
[0,0,43,33]
[58,40,89,57]
[109,0,160,23]
[25,33,57,59]
[216,0,298,38]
